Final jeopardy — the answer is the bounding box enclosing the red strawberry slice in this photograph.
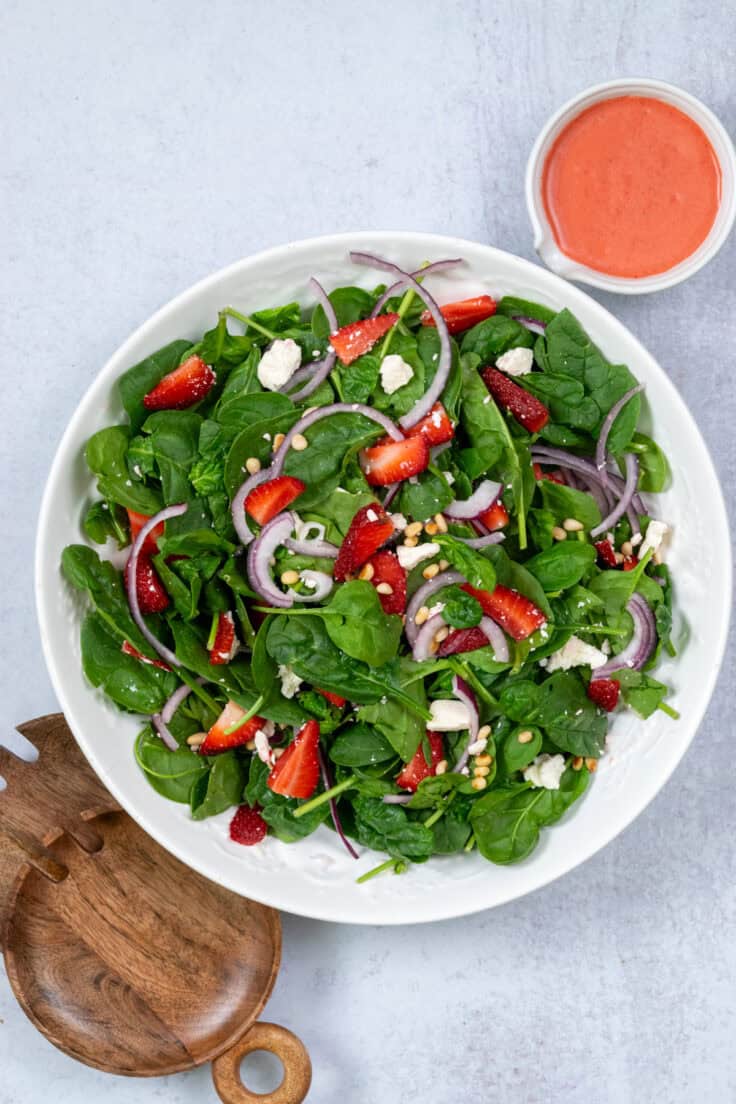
[622,555,639,572]
[362,435,430,487]
[478,500,509,531]
[317,689,347,709]
[121,639,171,671]
[587,678,620,712]
[126,509,165,553]
[330,313,399,365]
[125,551,169,615]
[245,475,306,526]
[230,805,268,845]
[405,402,455,446]
[200,701,268,755]
[209,611,238,665]
[481,365,549,433]
[420,295,497,335]
[533,463,566,485]
[436,626,490,657]
[365,550,407,614]
[143,354,216,411]
[594,539,618,568]
[396,732,444,792]
[334,503,395,581]
[461,583,546,641]
[267,719,321,799]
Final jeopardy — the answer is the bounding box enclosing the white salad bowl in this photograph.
[36,232,731,924]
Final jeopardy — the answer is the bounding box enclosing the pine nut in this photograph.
[403,536,418,548]
[428,639,439,655]
[273,432,286,449]
[585,757,598,772]
[478,724,491,740]
[291,433,308,451]
[273,747,285,759]
[434,513,448,533]
[475,753,492,767]
[517,729,534,745]
[245,456,261,475]
[653,550,663,565]
[425,521,439,535]
[246,739,257,751]
[405,521,423,538]
[376,582,393,595]
[471,776,487,791]
[572,756,584,771]
[187,732,205,748]
[552,526,567,541]
[434,626,449,643]
[435,759,448,775]
[358,563,375,581]
[280,569,300,586]
[563,517,584,532]
[473,765,490,777]
[614,552,625,564]
[414,606,430,626]
[438,559,450,571]
[422,563,440,580]
[621,540,633,557]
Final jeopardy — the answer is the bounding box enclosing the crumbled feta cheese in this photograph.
[254,729,274,765]
[390,512,408,532]
[523,753,566,790]
[277,664,303,699]
[257,338,302,390]
[639,519,669,559]
[300,572,317,589]
[428,699,472,731]
[466,737,488,756]
[631,532,643,548]
[380,354,414,395]
[444,472,455,486]
[545,635,608,672]
[426,601,445,619]
[396,542,440,570]
[496,347,534,377]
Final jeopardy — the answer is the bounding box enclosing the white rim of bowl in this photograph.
[525,77,736,294]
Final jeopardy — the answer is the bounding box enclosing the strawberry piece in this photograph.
[594,539,618,568]
[481,365,549,433]
[229,805,267,846]
[125,551,169,615]
[405,402,455,446]
[121,639,171,671]
[200,701,267,755]
[317,689,347,709]
[420,295,497,335]
[362,435,430,487]
[209,611,238,665]
[365,550,407,614]
[478,500,509,531]
[330,313,399,365]
[245,475,306,526]
[461,583,546,641]
[126,509,165,553]
[587,678,620,712]
[268,719,321,799]
[334,503,395,581]
[143,354,216,411]
[436,626,490,657]
[622,555,639,572]
[533,463,565,485]
[396,732,444,792]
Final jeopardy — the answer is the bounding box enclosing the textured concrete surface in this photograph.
[1,1,734,1101]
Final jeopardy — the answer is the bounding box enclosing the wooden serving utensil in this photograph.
[0,715,312,1104]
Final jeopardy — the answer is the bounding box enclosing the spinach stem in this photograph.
[206,611,220,651]
[224,694,265,735]
[423,799,452,829]
[177,669,221,715]
[378,262,428,360]
[464,833,477,853]
[657,701,680,720]
[108,502,128,545]
[222,306,278,342]
[293,776,355,818]
[330,368,344,400]
[356,858,407,884]
[448,659,497,708]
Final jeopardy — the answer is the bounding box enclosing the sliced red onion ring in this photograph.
[286,278,338,402]
[284,536,339,558]
[151,677,206,750]
[405,569,465,646]
[458,532,505,549]
[231,467,270,547]
[514,316,547,336]
[126,503,187,667]
[430,442,452,463]
[451,675,480,774]
[382,483,401,509]
[287,570,334,602]
[318,745,359,859]
[591,593,656,679]
[595,385,643,472]
[478,616,510,663]
[533,445,646,514]
[412,613,447,661]
[444,479,503,520]
[369,258,464,318]
[349,252,452,430]
[591,453,639,538]
[271,401,403,475]
[383,793,412,805]
[246,511,298,608]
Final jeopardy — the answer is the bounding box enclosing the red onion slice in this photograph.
[591,453,639,538]
[349,252,452,430]
[591,593,656,679]
[405,569,465,646]
[271,401,403,476]
[412,613,447,661]
[444,479,503,520]
[126,503,187,667]
[151,677,207,750]
[514,316,547,336]
[383,793,412,805]
[382,483,401,509]
[285,278,338,402]
[287,570,334,603]
[451,675,480,774]
[595,385,643,472]
[284,536,339,558]
[458,531,506,549]
[369,258,464,318]
[246,511,298,608]
[318,745,359,859]
[231,467,270,547]
[478,616,510,663]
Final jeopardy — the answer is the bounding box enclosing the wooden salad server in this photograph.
[0,714,312,1104]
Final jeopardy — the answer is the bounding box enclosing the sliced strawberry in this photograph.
[245,475,306,526]
[200,701,267,755]
[481,366,549,433]
[478,500,509,531]
[396,732,444,792]
[121,639,171,671]
[230,805,267,846]
[436,626,490,657]
[126,509,164,553]
[267,719,320,799]
[461,583,546,641]
[533,463,565,485]
[125,551,169,615]
[317,689,347,709]
[595,539,618,568]
[405,402,454,446]
[365,549,407,614]
[587,678,620,712]
[334,503,395,581]
[362,435,430,487]
[330,313,399,365]
[209,611,238,665]
[143,354,216,411]
[622,555,639,572]
[421,295,497,335]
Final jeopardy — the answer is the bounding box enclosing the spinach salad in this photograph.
[62,251,678,880]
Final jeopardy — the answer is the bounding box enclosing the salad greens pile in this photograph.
[62,252,678,880]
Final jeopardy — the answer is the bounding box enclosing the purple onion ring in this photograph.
[125,502,188,668]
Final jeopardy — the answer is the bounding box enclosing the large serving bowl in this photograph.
[36,232,731,924]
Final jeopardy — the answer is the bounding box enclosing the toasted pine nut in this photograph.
[403,536,418,548]
[414,606,430,626]
[438,559,450,571]
[477,724,491,740]
[572,756,584,770]
[425,521,439,536]
[552,526,567,541]
[517,729,534,745]
[621,540,633,557]
[273,746,285,759]
[273,432,286,449]
[585,757,598,772]
[428,639,439,655]
[475,754,492,767]
[376,582,393,595]
[471,776,487,791]
[435,759,448,775]
[358,563,375,581]
[280,569,300,586]
[291,433,308,451]
[434,513,448,533]
[614,552,625,565]
[474,765,490,778]
[187,733,205,748]
[422,563,440,580]
[434,626,449,643]
[563,517,584,532]
[245,456,261,475]
[653,550,663,565]
[405,521,423,538]
[246,739,257,751]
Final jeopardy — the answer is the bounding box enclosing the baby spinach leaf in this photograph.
[342,353,380,404]
[224,411,298,496]
[434,534,496,592]
[628,432,671,493]
[497,725,543,776]
[82,500,127,546]
[85,426,162,513]
[522,372,599,432]
[398,467,454,521]
[250,619,306,725]
[440,585,483,628]
[329,723,397,767]
[352,795,434,862]
[246,757,329,841]
[460,315,533,362]
[524,543,596,592]
[323,581,403,666]
[216,389,294,429]
[430,799,474,853]
[458,355,506,476]
[357,675,427,762]
[614,669,671,718]
[135,728,209,803]
[80,613,177,713]
[312,286,378,338]
[190,752,246,820]
[535,672,607,757]
[539,481,602,531]
[496,296,557,325]
[141,410,202,504]
[118,340,193,430]
[317,489,377,541]
[282,412,384,509]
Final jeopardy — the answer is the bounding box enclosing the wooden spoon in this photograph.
[0,716,311,1104]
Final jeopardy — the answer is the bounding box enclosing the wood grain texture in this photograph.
[212,1022,312,1104]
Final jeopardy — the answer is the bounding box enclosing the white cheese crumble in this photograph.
[426,601,445,619]
[545,635,608,672]
[466,736,488,756]
[428,699,472,731]
[396,541,440,570]
[443,472,455,486]
[390,512,408,532]
[639,518,669,559]
[496,347,534,377]
[257,338,302,390]
[277,664,303,699]
[380,354,414,395]
[523,753,566,790]
[254,729,274,765]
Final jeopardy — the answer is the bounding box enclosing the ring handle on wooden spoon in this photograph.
[211,1021,312,1104]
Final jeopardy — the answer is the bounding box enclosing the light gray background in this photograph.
[1,1,734,1101]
